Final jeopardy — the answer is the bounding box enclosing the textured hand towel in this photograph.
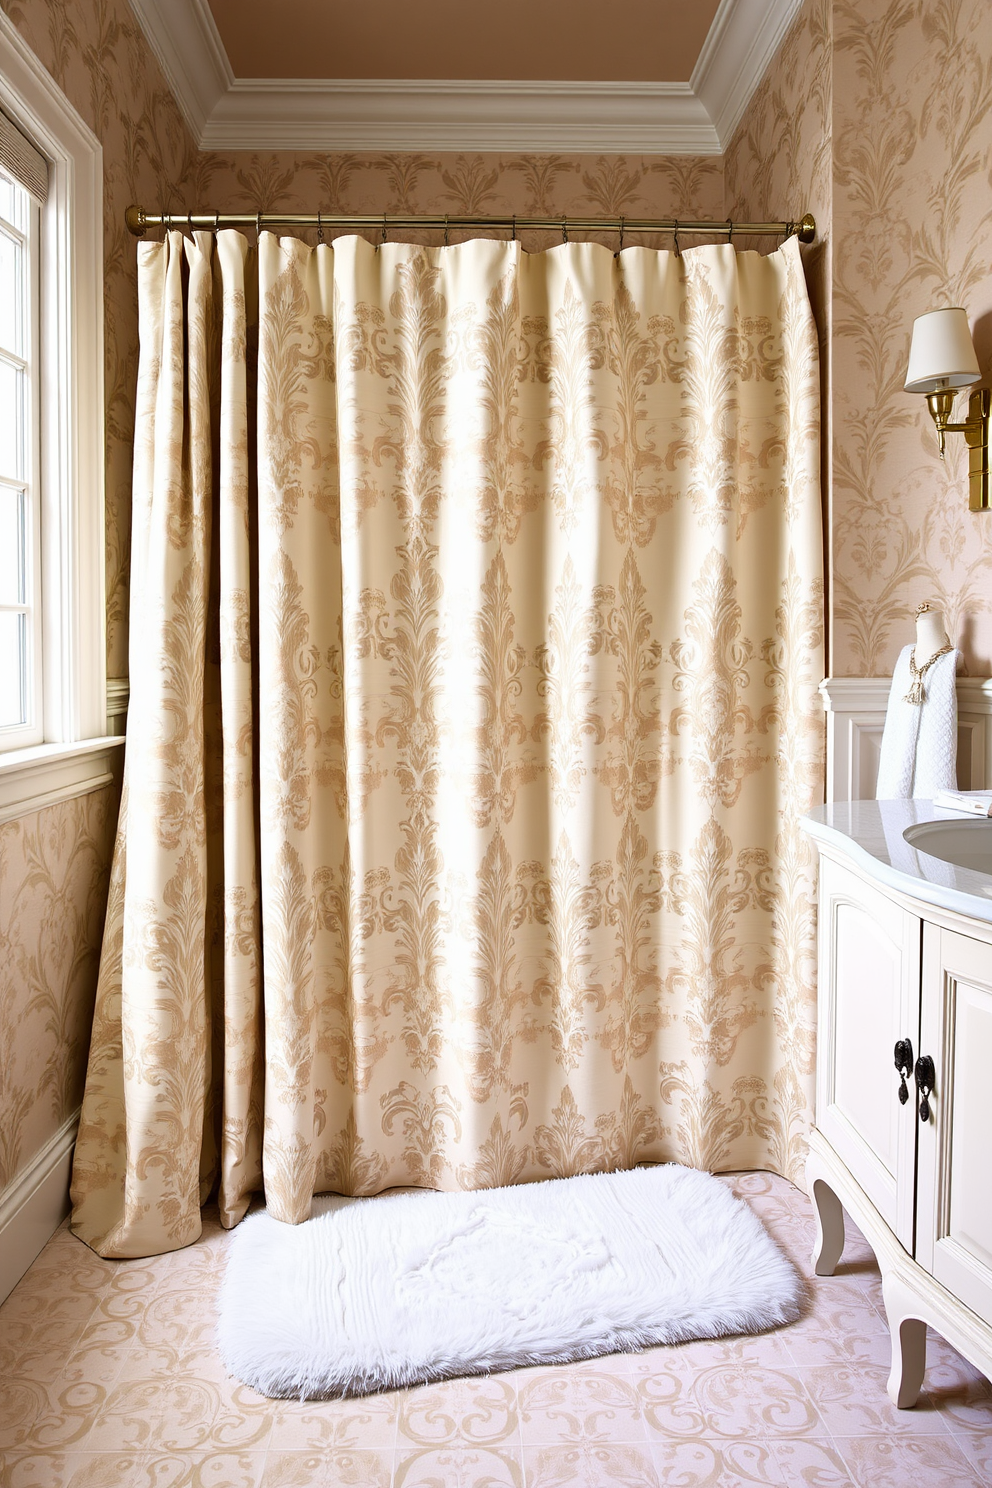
[876,644,960,800]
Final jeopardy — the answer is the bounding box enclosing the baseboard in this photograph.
[0,1109,79,1304]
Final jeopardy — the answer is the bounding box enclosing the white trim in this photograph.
[204,78,718,154]
[106,674,129,736]
[128,0,797,155]
[819,676,992,804]
[0,1108,78,1304]
[692,0,804,149]
[0,735,123,824]
[127,0,231,142]
[0,13,106,746]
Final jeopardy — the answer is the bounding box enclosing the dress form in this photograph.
[914,602,951,668]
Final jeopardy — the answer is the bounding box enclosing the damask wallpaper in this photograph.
[0,790,116,1191]
[830,0,992,677]
[731,0,992,678]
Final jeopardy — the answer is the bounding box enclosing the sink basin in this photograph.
[903,818,992,876]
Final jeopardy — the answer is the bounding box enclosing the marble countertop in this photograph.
[801,799,992,925]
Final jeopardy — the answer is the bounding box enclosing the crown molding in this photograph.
[128,0,797,155]
[128,0,231,141]
[204,78,719,153]
[692,0,805,148]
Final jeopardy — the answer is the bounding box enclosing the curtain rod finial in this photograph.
[125,205,147,238]
[795,212,816,244]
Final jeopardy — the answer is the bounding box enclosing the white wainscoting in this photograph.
[820,677,992,804]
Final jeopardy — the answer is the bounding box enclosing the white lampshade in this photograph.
[905,307,981,393]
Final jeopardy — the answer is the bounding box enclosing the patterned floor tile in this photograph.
[2,1178,991,1486]
[262,1447,392,1486]
[396,1445,524,1488]
[522,1442,656,1488]
[831,1434,984,1488]
[648,1438,787,1486]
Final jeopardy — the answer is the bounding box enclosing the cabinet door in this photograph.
[815,855,920,1249]
[917,925,992,1327]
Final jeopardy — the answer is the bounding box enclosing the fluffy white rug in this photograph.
[217,1164,802,1399]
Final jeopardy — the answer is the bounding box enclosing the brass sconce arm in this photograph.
[924,387,991,510]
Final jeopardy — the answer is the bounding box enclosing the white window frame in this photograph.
[0,180,43,748]
[0,13,122,822]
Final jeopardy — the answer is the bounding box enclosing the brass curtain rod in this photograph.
[125,205,816,243]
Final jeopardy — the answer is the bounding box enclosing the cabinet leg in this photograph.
[882,1272,928,1409]
[808,1175,845,1277]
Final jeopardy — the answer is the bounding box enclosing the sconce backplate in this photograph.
[966,387,991,512]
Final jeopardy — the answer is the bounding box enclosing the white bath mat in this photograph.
[217,1164,802,1399]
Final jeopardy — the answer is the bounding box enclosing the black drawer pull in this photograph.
[915,1054,935,1123]
[894,1038,914,1106]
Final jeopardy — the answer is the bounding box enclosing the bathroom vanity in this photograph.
[801,801,992,1407]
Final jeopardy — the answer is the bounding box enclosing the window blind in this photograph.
[0,107,48,204]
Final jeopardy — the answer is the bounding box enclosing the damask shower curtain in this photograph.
[71,229,823,1259]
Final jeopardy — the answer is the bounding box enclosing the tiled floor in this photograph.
[1,1172,990,1488]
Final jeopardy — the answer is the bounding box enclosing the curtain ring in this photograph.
[214,211,220,234]
[317,210,324,245]
[255,211,262,246]
[561,216,568,244]
[187,210,193,235]
[673,220,681,258]
[444,214,449,248]
[511,215,516,243]
[727,220,734,244]
[382,213,388,244]
[166,212,174,232]
[615,214,625,259]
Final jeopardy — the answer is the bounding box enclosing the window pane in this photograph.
[0,609,26,726]
[0,228,24,355]
[0,487,25,604]
[0,172,27,233]
[0,357,24,481]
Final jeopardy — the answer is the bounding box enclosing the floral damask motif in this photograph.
[535,557,603,814]
[668,550,773,811]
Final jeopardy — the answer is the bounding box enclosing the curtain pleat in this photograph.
[71,230,823,1258]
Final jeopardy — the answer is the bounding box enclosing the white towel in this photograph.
[875,644,960,800]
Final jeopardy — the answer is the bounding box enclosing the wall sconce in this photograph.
[905,307,990,512]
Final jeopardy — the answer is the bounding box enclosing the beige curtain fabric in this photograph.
[71,229,823,1259]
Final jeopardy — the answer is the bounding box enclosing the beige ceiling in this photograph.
[207,0,723,82]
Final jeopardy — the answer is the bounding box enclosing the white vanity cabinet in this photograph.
[814,855,919,1249]
[916,925,992,1330]
[803,803,992,1409]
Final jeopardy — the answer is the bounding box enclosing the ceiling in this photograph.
[207,0,721,84]
[129,0,801,154]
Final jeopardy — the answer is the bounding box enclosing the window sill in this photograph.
[0,736,125,825]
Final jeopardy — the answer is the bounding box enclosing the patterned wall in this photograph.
[0,791,116,1190]
[830,0,992,677]
[0,0,197,1199]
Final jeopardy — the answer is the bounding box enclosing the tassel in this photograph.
[903,643,953,706]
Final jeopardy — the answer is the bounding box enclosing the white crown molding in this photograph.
[205,78,718,154]
[692,0,806,149]
[128,0,796,155]
[127,0,231,141]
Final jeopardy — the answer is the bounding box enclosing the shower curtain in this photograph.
[71,229,823,1259]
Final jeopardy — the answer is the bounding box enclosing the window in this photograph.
[0,13,121,821]
[0,141,42,745]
